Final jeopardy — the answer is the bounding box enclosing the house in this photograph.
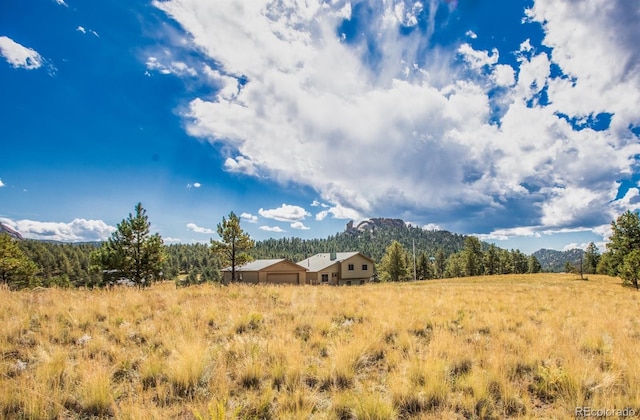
[221,259,308,285]
[297,252,375,285]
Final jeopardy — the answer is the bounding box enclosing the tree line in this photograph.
[377,237,542,281]
[3,203,638,290]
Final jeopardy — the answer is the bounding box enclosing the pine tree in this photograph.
[462,236,484,277]
[378,240,409,282]
[621,249,640,289]
[527,255,542,273]
[0,233,39,289]
[606,210,640,277]
[584,242,600,275]
[90,203,165,287]
[211,212,254,283]
[434,248,446,279]
[483,244,499,275]
[417,251,433,280]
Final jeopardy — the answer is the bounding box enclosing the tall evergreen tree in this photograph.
[434,248,447,279]
[606,210,640,277]
[583,242,600,275]
[527,255,542,274]
[378,240,409,282]
[0,233,39,289]
[445,252,464,278]
[511,250,528,274]
[621,249,640,289]
[483,244,499,275]
[416,251,433,280]
[211,211,254,283]
[462,236,484,277]
[91,203,165,287]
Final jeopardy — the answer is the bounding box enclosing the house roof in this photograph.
[222,259,307,272]
[297,252,373,272]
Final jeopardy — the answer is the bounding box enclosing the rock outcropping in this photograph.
[0,222,24,240]
[345,218,407,234]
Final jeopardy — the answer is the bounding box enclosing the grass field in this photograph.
[1,274,639,419]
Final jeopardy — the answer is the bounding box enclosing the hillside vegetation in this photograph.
[1,274,638,418]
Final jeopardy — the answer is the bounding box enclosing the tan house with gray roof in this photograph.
[297,252,374,285]
[221,259,308,285]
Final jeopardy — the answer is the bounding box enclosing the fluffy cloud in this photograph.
[154,0,640,235]
[186,182,201,189]
[186,222,215,234]
[0,218,115,242]
[259,204,310,222]
[315,204,361,221]
[290,221,310,230]
[146,56,197,77]
[0,179,4,187]
[54,0,68,6]
[0,36,43,70]
[164,237,183,243]
[259,225,285,233]
[422,223,442,231]
[240,213,258,223]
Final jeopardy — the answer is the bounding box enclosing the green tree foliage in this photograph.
[251,225,466,263]
[583,242,600,275]
[510,250,529,274]
[90,203,165,287]
[0,233,39,289]
[211,212,254,283]
[596,251,615,275]
[462,236,484,277]
[434,248,447,279]
[445,252,464,278]
[498,249,512,274]
[19,240,99,287]
[605,210,640,277]
[527,255,542,274]
[483,244,499,275]
[416,251,433,280]
[620,249,640,289]
[378,240,409,282]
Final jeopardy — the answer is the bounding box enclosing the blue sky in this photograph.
[1,0,639,254]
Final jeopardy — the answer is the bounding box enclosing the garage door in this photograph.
[266,273,299,284]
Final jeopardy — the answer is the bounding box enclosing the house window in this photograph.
[348,264,354,271]
[321,274,329,283]
[362,264,368,271]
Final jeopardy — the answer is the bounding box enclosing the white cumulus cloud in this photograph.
[0,179,4,187]
[290,221,310,230]
[0,218,115,242]
[259,225,285,233]
[259,204,310,222]
[153,0,640,236]
[240,212,258,223]
[0,36,43,70]
[186,222,215,234]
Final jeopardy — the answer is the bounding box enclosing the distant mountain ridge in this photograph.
[252,217,468,262]
[532,248,584,272]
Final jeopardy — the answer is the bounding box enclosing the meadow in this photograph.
[1,274,639,419]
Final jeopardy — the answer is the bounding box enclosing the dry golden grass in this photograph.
[1,274,639,419]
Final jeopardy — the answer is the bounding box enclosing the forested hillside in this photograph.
[7,217,542,288]
[532,248,584,272]
[252,220,467,262]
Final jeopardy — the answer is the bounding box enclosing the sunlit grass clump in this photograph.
[0,273,639,418]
